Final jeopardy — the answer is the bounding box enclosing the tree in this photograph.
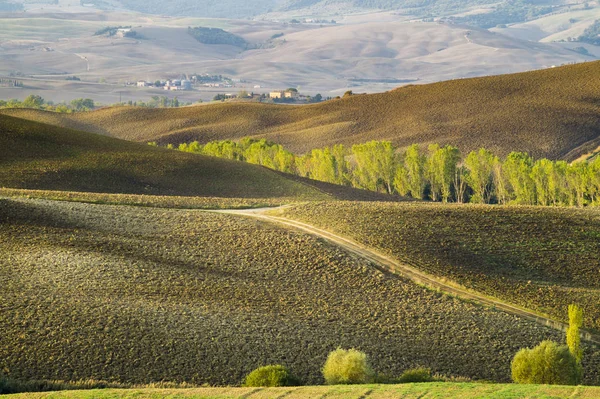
[493,160,508,205]
[454,165,469,204]
[22,94,45,108]
[566,162,590,207]
[70,98,94,111]
[589,157,600,205]
[567,304,583,365]
[511,340,582,385]
[503,152,536,205]
[352,141,396,194]
[322,348,373,385]
[395,144,426,199]
[243,365,300,387]
[426,144,460,202]
[531,158,554,206]
[464,149,497,204]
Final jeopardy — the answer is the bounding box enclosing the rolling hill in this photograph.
[5,60,600,160]
[280,202,600,332]
[0,113,328,199]
[3,197,599,386]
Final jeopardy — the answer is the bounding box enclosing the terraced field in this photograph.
[4,198,600,385]
[279,202,600,334]
[5,60,600,159]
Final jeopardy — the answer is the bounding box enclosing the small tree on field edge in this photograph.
[322,348,373,384]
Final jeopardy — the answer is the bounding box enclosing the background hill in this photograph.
[0,2,596,102]
[6,61,600,160]
[3,197,599,386]
[0,114,328,199]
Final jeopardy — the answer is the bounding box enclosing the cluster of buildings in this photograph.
[269,89,299,99]
[136,79,193,91]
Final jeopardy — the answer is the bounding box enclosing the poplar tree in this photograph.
[352,141,396,194]
[567,304,583,365]
[503,152,536,205]
[589,157,600,205]
[531,158,554,206]
[464,149,497,204]
[396,144,426,199]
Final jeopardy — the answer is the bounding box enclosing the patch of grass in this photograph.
[3,198,598,385]
[6,61,600,160]
[280,202,600,333]
[6,383,600,399]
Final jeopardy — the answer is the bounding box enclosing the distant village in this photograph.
[130,75,321,103]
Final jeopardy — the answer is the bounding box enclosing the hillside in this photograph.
[0,114,328,199]
[6,61,600,160]
[280,202,600,331]
[3,197,600,386]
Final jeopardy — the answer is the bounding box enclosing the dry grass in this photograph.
[4,198,598,386]
[5,61,600,160]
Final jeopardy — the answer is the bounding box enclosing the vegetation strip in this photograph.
[6,383,600,399]
[217,208,600,345]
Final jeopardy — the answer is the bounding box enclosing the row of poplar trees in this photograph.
[175,139,600,207]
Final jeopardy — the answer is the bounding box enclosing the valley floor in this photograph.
[6,383,600,399]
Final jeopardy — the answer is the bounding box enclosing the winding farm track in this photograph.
[216,207,600,346]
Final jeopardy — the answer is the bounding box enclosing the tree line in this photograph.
[168,138,600,207]
[0,95,95,112]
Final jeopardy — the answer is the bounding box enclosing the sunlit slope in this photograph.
[281,202,600,331]
[5,61,600,160]
[0,114,326,199]
[3,198,599,386]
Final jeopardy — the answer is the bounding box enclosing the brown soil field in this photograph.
[279,202,600,333]
[3,198,599,385]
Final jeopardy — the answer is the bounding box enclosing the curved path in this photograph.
[216,207,600,345]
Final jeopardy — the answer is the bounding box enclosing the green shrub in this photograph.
[398,367,433,383]
[243,365,299,387]
[322,348,373,385]
[511,340,582,385]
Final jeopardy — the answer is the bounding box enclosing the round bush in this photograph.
[511,340,582,385]
[322,348,373,385]
[398,367,433,383]
[243,365,299,387]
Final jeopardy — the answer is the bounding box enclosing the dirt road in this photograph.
[217,207,600,345]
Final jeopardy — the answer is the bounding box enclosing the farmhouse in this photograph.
[270,89,299,99]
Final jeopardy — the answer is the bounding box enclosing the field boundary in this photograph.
[217,208,600,345]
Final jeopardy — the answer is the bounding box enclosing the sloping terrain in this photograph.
[6,60,600,160]
[280,202,600,331]
[0,10,594,97]
[2,198,599,386]
[0,114,327,199]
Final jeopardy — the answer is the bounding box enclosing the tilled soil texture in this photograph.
[2,198,599,385]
